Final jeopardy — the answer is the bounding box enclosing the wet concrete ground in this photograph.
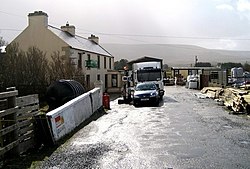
[40,86,250,169]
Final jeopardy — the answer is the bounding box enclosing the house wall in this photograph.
[11,12,68,62]
[208,70,227,87]
[107,70,123,93]
[69,49,116,91]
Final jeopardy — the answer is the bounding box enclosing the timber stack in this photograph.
[200,87,250,114]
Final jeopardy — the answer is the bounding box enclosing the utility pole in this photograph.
[195,56,198,67]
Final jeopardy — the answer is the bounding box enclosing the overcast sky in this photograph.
[1,0,250,51]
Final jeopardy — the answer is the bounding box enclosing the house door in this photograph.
[200,74,209,89]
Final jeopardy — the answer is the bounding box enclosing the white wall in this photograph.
[71,49,113,90]
[46,87,102,142]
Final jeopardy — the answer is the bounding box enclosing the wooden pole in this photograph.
[6,87,18,156]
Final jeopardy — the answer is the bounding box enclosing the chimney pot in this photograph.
[88,34,99,44]
[28,11,48,28]
[61,22,75,36]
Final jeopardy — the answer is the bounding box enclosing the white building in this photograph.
[10,11,117,91]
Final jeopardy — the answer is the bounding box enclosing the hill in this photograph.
[102,44,250,66]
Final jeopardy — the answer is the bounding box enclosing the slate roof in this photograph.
[48,25,112,57]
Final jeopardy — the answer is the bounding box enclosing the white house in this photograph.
[10,11,119,91]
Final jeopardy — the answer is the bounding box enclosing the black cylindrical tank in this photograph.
[46,79,85,111]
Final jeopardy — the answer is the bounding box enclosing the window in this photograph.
[87,54,91,69]
[78,53,82,69]
[109,57,112,69]
[97,55,100,69]
[105,74,108,90]
[104,57,107,69]
[174,70,179,76]
[97,74,100,81]
[210,71,219,80]
[137,69,161,82]
[86,74,90,90]
[112,74,117,87]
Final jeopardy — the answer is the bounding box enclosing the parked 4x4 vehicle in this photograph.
[133,82,160,107]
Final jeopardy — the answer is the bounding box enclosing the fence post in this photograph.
[6,87,18,155]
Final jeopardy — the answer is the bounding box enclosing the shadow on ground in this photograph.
[110,93,121,101]
[1,108,108,169]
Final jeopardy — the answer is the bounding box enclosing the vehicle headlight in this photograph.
[150,91,157,97]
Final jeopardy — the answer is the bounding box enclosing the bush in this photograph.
[1,43,84,104]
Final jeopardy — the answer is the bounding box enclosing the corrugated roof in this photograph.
[48,25,112,57]
[128,56,163,64]
[171,67,220,70]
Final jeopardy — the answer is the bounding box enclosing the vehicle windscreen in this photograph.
[137,69,161,82]
[135,83,157,91]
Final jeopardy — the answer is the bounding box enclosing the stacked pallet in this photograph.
[200,87,223,99]
[200,87,250,114]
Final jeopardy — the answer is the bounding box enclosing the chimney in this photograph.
[61,22,75,36]
[88,34,99,44]
[28,11,48,28]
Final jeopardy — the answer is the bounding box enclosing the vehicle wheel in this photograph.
[133,101,139,107]
[160,95,163,100]
[154,99,160,106]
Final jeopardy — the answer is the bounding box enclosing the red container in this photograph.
[103,93,110,110]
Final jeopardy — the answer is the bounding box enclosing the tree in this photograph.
[1,43,50,95]
[1,43,84,96]
[218,62,242,69]
[1,42,24,89]
[243,62,250,72]
[163,64,169,70]
[114,59,129,70]
[25,47,49,85]
[49,51,84,84]
[195,62,211,67]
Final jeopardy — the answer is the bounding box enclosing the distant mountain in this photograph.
[102,44,250,66]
